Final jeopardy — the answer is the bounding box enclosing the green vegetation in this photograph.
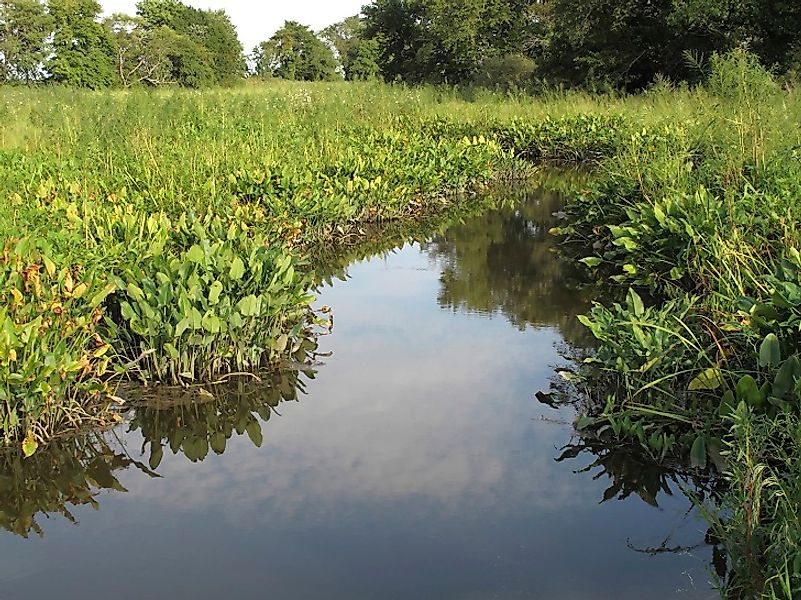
[2,50,801,594]
[541,53,801,597]
[0,81,527,451]
[2,0,800,90]
[2,0,801,594]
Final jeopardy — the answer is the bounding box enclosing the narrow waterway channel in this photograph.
[0,184,717,599]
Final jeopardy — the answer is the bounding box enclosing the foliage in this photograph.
[320,15,379,81]
[136,0,244,85]
[253,21,337,82]
[0,364,316,538]
[47,0,116,88]
[0,0,51,82]
[0,80,531,449]
[473,54,537,91]
[362,0,542,84]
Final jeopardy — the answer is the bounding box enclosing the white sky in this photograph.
[99,0,367,51]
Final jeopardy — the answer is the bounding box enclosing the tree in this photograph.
[321,15,379,80]
[362,0,426,82]
[539,0,801,90]
[136,0,244,85]
[177,7,244,83]
[47,0,117,88]
[104,14,176,87]
[346,37,380,80]
[362,0,544,84]
[253,21,337,81]
[0,0,52,82]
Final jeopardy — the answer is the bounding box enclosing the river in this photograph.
[0,182,718,599]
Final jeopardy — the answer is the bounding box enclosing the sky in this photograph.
[99,0,367,51]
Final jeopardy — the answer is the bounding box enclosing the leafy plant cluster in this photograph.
[541,51,801,596]
[0,81,532,452]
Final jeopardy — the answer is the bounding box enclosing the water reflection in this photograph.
[425,184,592,345]
[129,355,317,468]
[0,434,142,538]
[0,179,718,599]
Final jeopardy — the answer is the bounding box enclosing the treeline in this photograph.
[358,0,801,89]
[1,0,800,90]
[0,0,243,88]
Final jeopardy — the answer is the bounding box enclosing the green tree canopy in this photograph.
[47,0,116,88]
[321,15,379,81]
[135,0,244,85]
[0,0,51,82]
[253,21,337,81]
[362,0,543,84]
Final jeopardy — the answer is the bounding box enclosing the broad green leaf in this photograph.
[735,375,762,408]
[773,355,801,397]
[186,245,205,264]
[579,257,602,268]
[209,280,223,305]
[246,421,263,447]
[273,333,289,354]
[149,444,164,470]
[175,317,191,338]
[627,288,645,317]
[229,257,245,280]
[759,333,781,368]
[211,432,227,455]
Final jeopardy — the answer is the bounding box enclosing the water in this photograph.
[0,185,718,599]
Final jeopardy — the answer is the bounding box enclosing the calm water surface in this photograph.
[0,187,718,599]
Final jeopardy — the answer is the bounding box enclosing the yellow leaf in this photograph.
[22,431,38,457]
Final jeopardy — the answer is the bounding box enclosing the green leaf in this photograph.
[689,368,723,391]
[735,375,762,408]
[175,317,191,338]
[201,312,221,334]
[759,334,782,368]
[627,288,645,317]
[580,257,602,268]
[229,257,245,280]
[773,355,801,398]
[209,280,223,305]
[149,444,164,470]
[273,333,289,354]
[719,390,736,418]
[239,295,260,317]
[612,236,638,251]
[246,421,263,447]
[88,283,117,309]
[690,435,707,470]
[211,432,227,455]
[186,245,205,264]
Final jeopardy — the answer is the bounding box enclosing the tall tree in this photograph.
[362,0,544,84]
[178,7,244,83]
[104,13,181,87]
[362,0,426,82]
[253,21,337,81]
[0,0,52,82]
[136,0,244,85]
[47,0,117,88]
[321,15,379,80]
